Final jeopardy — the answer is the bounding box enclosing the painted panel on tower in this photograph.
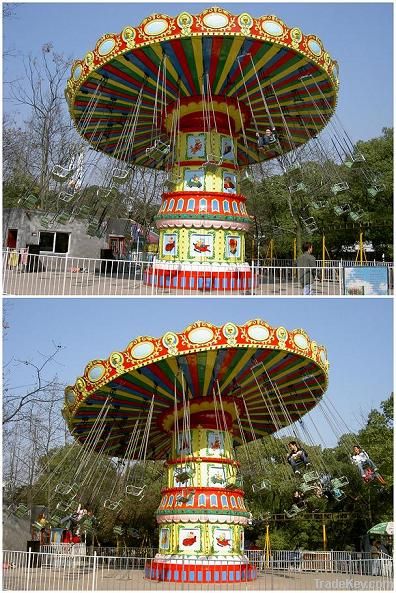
[189,233,214,258]
[187,134,206,159]
[162,233,178,257]
[184,169,205,190]
[179,527,201,552]
[222,172,237,194]
[221,136,234,161]
[213,527,233,552]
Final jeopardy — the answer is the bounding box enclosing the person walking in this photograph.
[370,541,381,576]
[297,242,316,295]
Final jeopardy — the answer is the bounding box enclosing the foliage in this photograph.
[241,393,393,551]
[246,128,393,260]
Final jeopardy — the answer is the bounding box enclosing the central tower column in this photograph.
[145,97,253,292]
[146,398,256,583]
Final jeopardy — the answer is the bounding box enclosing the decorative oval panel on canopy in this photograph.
[64,319,329,460]
[65,6,338,167]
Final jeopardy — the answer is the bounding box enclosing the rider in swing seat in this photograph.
[351,445,378,478]
[256,127,277,148]
[287,441,310,475]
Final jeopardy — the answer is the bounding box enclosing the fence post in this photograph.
[338,261,343,295]
[251,260,255,295]
[91,551,97,592]
[62,254,69,296]
[26,547,32,591]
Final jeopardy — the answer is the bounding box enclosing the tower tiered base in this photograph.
[146,556,256,583]
[144,262,253,292]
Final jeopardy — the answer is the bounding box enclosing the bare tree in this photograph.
[7,45,77,207]
[3,344,64,425]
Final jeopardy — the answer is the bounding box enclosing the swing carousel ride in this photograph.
[58,5,362,291]
[62,319,329,583]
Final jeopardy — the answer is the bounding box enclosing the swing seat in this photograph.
[331,476,349,489]
[289,182,307,195]
[344,153,365,168]
[113,525,124,536]
[76,205,94,219]
[52,165,76,183]
[40,215,54,228]
[284,504,304,518]
[18,194,39,208]
[127,528,140,538]
[210,474,226,485]
[80,518,94,531]
[112,168,132,184]
[302,217,318,233]
[311,200,327,210]
[55,483,79,497]
[226,477,243,490]
[285,162,302,175]
[164,178,182,190]
[332,488,345,501]
[252,479,271,492]
[87,224,100,237]
[203,154,223,169]
[56,500,74,513]
[299,481,318,494]
[176,490,195,503]
[14,504,29,518]
[334,204,351,216]
[97,187,116,200]
[59,191,75,203]
[349,209,364,222]
[331,182,349,195]
[55,212,71,225]
[146,140,170,157]
[174,466,195,483]
[49,513,63,526]
[103,499,122,511]
[303,471,320,484]
[125,484,146,496]
[367,184,385,198]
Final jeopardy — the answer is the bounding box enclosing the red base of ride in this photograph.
[144,267,254,292]
[145,560,257,583]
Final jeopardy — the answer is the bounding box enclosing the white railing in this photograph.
[3,250,393,296]
[2,549,393,590]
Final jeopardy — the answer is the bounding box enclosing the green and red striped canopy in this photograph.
[64,320,329,459]
[66,7,338,167]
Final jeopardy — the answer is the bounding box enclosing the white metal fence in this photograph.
[2,548,393,590]
[3,250,393,296]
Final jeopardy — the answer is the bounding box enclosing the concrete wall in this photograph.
[3,209,106,259]
[3,508,32,551]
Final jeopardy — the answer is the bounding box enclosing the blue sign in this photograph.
[343,266,389,295]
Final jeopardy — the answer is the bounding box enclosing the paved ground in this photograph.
[3,567,393,591]
[3,270,345,296]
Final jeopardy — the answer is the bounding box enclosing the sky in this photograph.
[3,297,394,447]
[2,1,394,142]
